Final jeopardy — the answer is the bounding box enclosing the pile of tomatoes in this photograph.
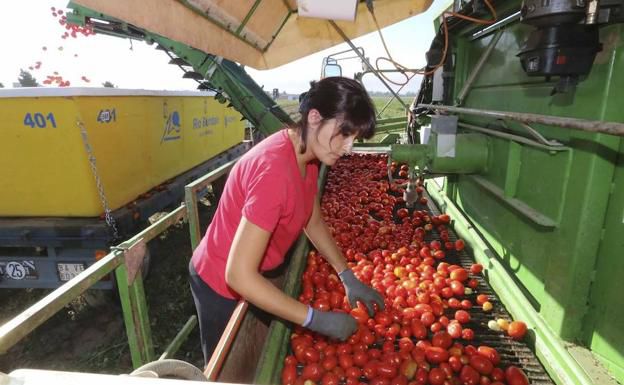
[281,154,531,385]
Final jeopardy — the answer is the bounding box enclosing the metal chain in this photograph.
[77,119,120,240]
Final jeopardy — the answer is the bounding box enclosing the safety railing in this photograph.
[0,156,242,369]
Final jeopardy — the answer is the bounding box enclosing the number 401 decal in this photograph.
[23,112,57,128]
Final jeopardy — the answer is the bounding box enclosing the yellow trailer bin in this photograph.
[0,88,245,217]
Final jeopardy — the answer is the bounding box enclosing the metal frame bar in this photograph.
[235,0,263,35]
[204,301,249,380]
[419,103,624,136]
[185,158,241,250]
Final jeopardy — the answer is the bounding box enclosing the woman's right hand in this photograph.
[306,308,358,341]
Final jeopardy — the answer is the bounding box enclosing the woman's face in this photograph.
[310,116,356,166]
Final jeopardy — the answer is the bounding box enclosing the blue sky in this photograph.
[1,0,451,94]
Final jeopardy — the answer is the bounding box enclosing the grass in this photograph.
[276,95,409,121]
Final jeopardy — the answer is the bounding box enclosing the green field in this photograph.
[276,95,409,121]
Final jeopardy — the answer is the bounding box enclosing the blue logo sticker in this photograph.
[161,111,181,142]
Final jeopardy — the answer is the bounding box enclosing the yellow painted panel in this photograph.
[0,89,244,217]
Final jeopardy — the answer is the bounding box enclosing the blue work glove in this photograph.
[303,306,358,341]
[339,268,384,316]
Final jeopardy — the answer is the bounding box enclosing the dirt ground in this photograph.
[0,203,217,374]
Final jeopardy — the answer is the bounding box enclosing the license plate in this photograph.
[0,260,38,280]
[57,263,85,282]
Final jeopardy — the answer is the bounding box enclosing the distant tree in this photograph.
[102,81,116,88]
[0,82,4,88]
[18,69,39,87]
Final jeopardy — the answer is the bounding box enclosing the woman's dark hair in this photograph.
[295,77,376,153]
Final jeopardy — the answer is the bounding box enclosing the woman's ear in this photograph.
[307,108,322,127]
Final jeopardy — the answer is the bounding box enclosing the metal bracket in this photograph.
[112,239,147,285]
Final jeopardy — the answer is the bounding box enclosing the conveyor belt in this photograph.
[422,193,555,385]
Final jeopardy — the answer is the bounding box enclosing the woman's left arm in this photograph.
[304,197,348,274]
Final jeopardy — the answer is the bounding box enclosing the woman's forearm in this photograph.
[305,215,348,274]
[226,268,308,325]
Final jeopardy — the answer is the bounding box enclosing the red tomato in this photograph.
[476,294,489,305]
[432,331,453,349]
[507,321,528,340]
[447,321,463,338]
[455,310,471,324]
[338,353,354,369]
[304,347,320,363]
[477,346,500,365]
[281,364,297,385]
[321,372,340,385]
[460,365,481,385]
[462,328,475,340]
[302,363,323,382]
[351,308,369,324]
[505,366,530,385]
[352,351,368,367]
[469,354,494,375]
[410,319,428,339]
[425,346,449,364]
[470,263,483,274]
[450,268,468,282]
[321,355,338,371]
[284,355,298,366]
[427,368,446,385]
[362,360,379,379]
[455,239,466,251]
[491,367,505,381]
[377,362,398,379]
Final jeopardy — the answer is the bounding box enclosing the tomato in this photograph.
[469,354,494,375]
[448,356,463,372]
[390,374,408,385]
[477,346,500,365]
[398,337,414,352]
[460,365,481,385]
[313,298,331,312]
[491,367,505,381]
[505,366,530,385]
[410,319,428,339]
[321,372,340,385]
[282,364,297,385]
[338,353,354,369]
[427,368,446,385]
[304,347,320,363]
[399,359,418,380]
[455,310,471,324]
[476,294,489,305]
[284,355,298,366]
[447,321,462,338]
[432,331,453,349]
[425,346,449,364]
[462,327,475,340]
[345,366,361,378]
[450,268,468,282]
[507,321,528,340]
[322,355,338,371]
[362,360,379,379]
[353,351,368,367]
[470,263,483,274]
[302,363,323,382]
[377,362,398,379]
[455,239,465,251]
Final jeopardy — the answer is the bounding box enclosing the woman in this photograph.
[189,77,384,366]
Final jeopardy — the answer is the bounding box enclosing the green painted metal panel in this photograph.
[447,7,624,382]
[581,138,624,382]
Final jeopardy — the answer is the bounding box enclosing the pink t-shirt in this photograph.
[191,129,319,299]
